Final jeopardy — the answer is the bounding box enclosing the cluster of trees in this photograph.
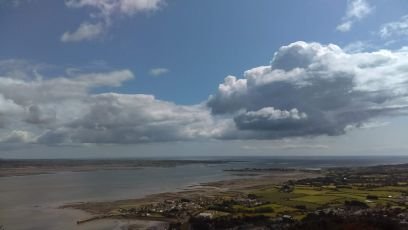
[170,211,404,230]
[208,199,273,214]
[289,212,402,230]
[235,206,274,214]
[280,184,295,193]
[208,200,237,212]
[301,164,408,188]
[366,195,378,200]
[188,215,270,230]
[344,200,369,209]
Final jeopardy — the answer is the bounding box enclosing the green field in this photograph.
[230,184,408,218]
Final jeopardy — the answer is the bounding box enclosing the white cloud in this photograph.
[0,64,223,144]
[0,94,24,129]
[343,40,375,53]
[36,94,220,144]
[234,107,308,131]
[65,0,163,15]
[1,130,35,143]
[2,41,408,145]
[379,15,408,38]
[62,0,164,42]
[337,0,373,32]
[241,107,307,121]
[345,120,390,131]
[241,144,329,151]
[149,68,169,76]
[0,59,50,80]
[61,22,105,42]
[344,0,372,19]
[0,0,32,7]
[208,41,408,139]
[336,21,352,32]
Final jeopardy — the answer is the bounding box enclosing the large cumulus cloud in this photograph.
[0,67,224,144]
[38,94,222,144]
[1,41,408,145]
[208,41,408,139]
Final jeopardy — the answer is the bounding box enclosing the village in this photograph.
[72,163,408,229]
[117,193,269,221]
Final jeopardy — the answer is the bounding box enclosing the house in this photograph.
[198,212,213,219]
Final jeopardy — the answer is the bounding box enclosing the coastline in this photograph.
[2,159,407,229]
[61,163,408,229]
[62,170,320,225]
[0,159,231,177]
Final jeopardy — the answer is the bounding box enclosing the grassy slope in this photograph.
[228,184,407,219]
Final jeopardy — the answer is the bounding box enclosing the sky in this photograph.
[1,0,408,158]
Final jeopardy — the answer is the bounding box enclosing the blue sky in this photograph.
[2,0,406,104]
[1,0,408,158]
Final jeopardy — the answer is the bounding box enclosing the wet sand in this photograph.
[0,159,229,177]
[63,170,320,223]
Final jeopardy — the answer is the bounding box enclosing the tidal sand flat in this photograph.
[0,159,229,177]
[1,157,408,229]
[63,163,408,229]
[0,160,233,230]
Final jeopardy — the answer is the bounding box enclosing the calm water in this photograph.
[1,156,407,230]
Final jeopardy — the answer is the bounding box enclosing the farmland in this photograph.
[65,163,408,229]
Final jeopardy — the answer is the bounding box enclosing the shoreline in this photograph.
[62,170,321,225]
[2,162,407,229]
[61,163,408,228]
[0,159,231,177]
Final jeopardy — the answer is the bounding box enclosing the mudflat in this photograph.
[61,164,408,229]
[62,170,319,220]
[0,159,229,177]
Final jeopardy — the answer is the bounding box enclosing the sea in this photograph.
[1,156,407,230]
